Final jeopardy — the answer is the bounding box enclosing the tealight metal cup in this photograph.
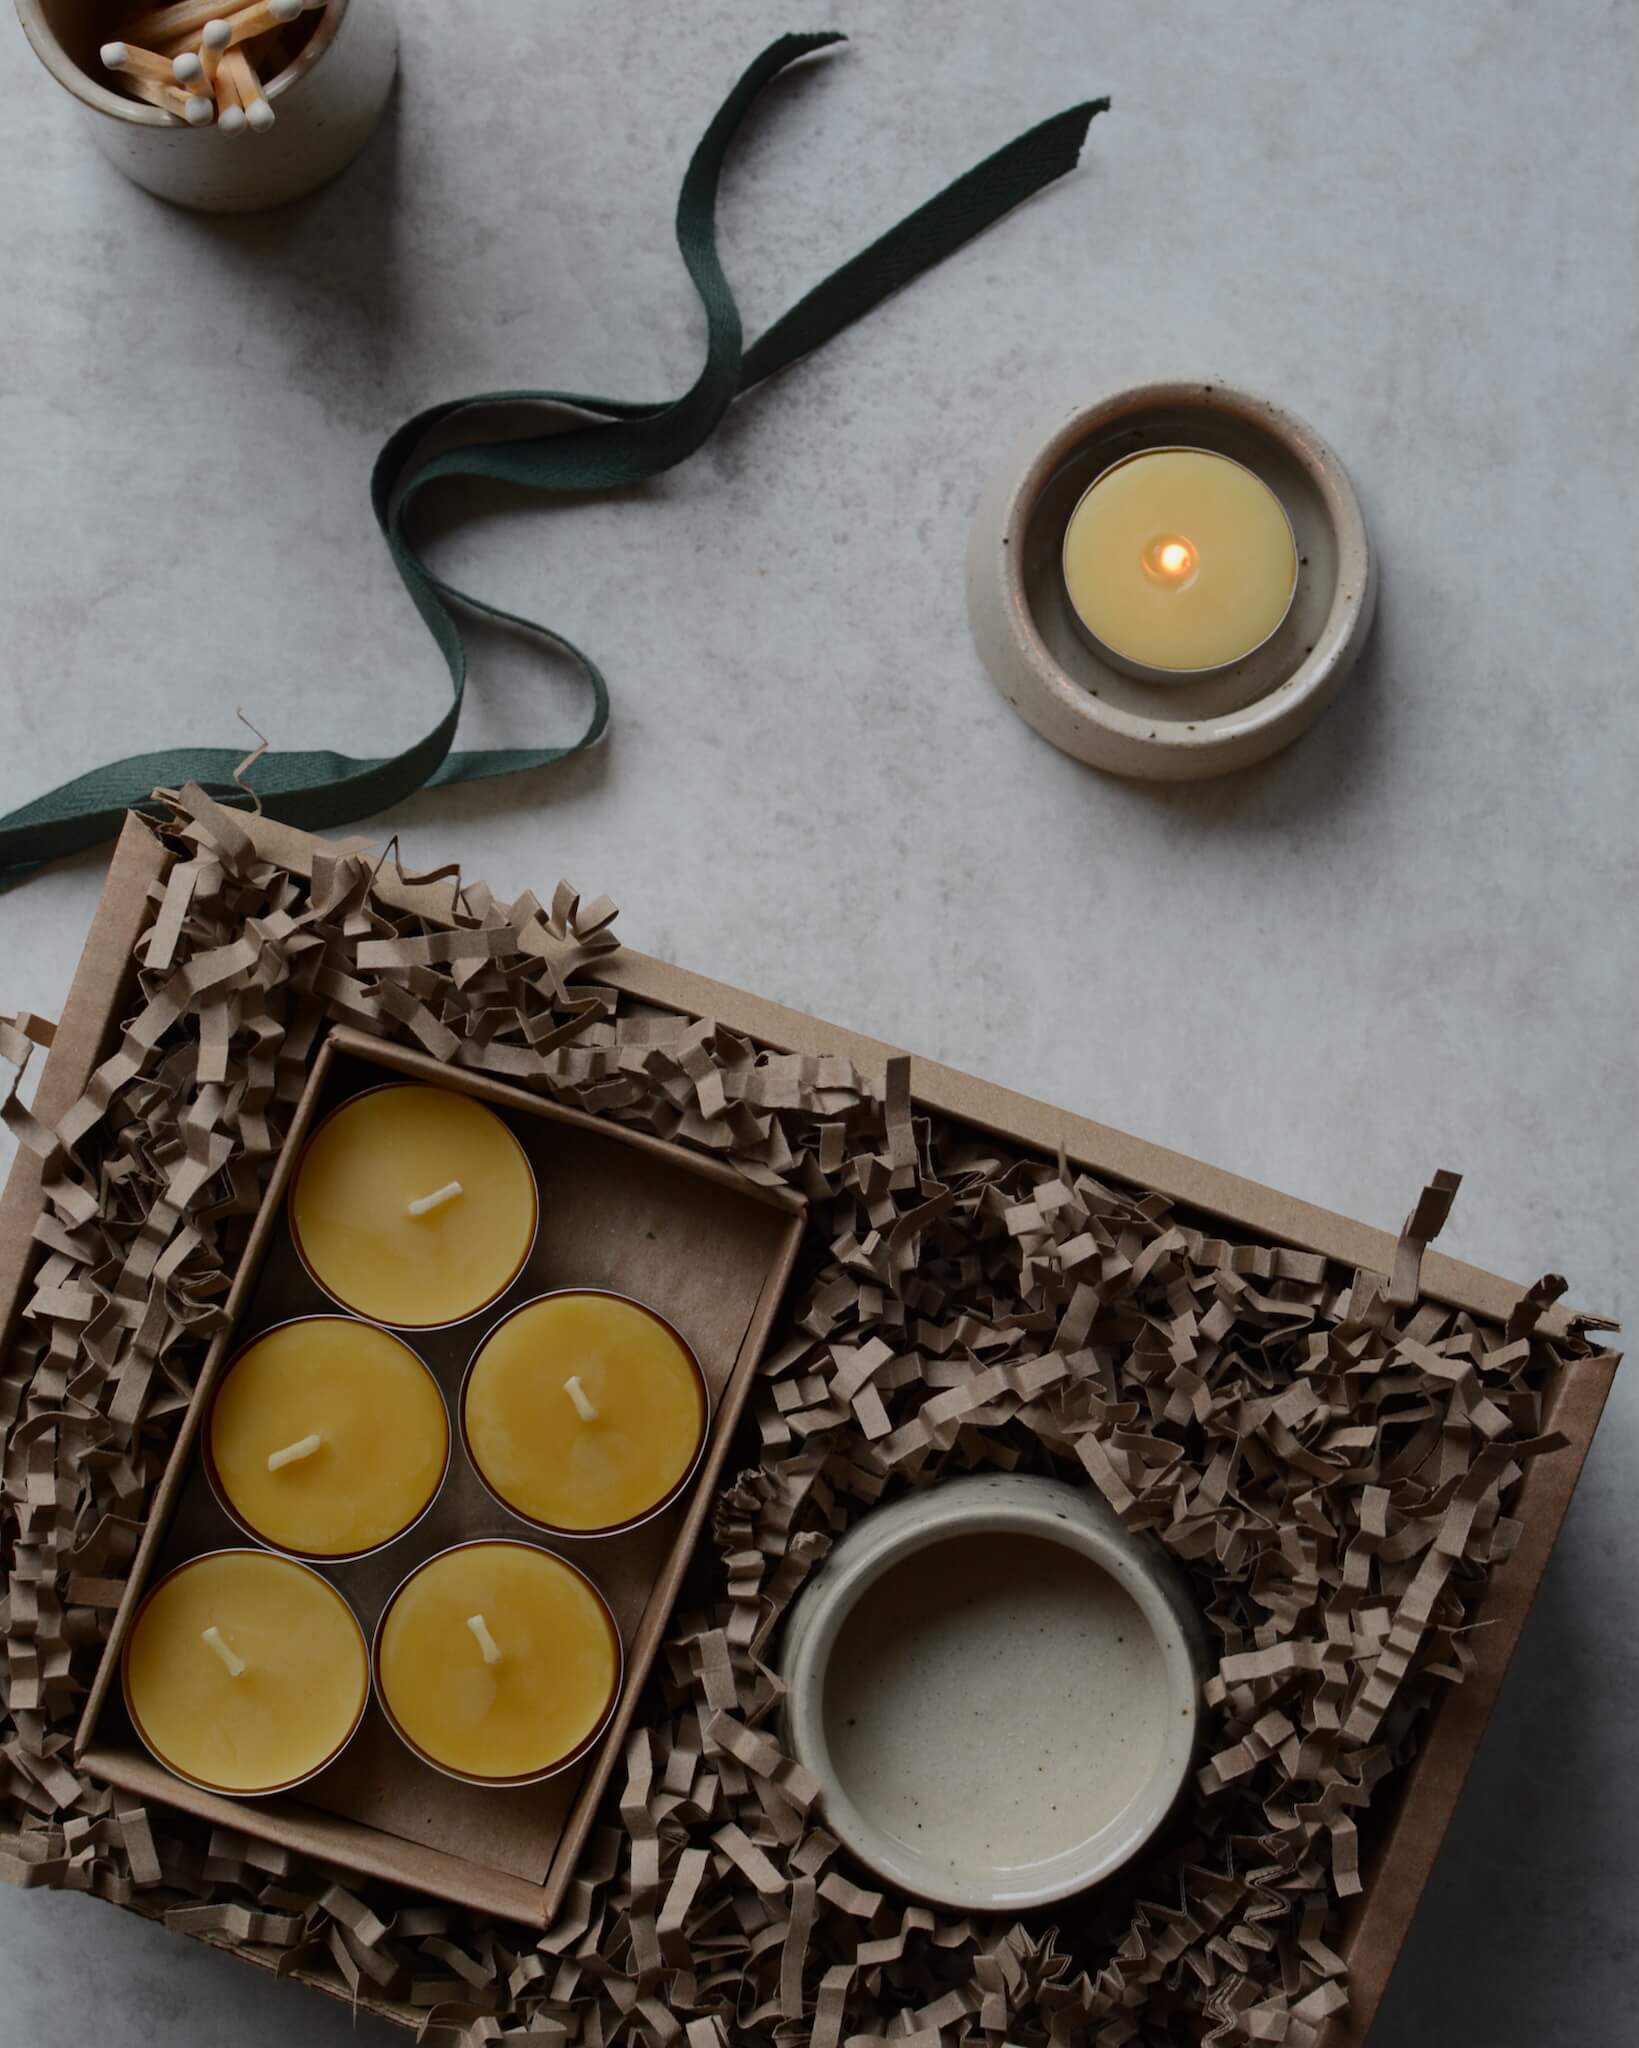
[201,1316,452,1564]
[1060,444,1300,685]
[459,1290,713,1541]
[121,1549,371,1799]
[370,1539,625,1789]
[288,1082,541,1334]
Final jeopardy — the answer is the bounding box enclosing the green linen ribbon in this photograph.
[0,34,1106,886]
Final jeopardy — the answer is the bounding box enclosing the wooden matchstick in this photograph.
[217,0,303,49]
[102,40,186,85]
[115,70,217,124]
[218,46,274,131]
[198,17,229,88]
[126,0,251,44]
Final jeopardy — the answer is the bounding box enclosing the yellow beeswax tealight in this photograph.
[463,1291,708,1535]
[375,1541,621,1783]
[122,1551,369,1796]
[290,1084,537,1328]
[207,1319,449,1558]
[1062,448,1297,675]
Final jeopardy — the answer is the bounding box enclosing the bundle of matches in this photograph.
[101,0,327,134]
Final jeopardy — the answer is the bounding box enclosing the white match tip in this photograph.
[183,93,215,125]
[173,51,203,82]
[246,99,276,132]
[271,0,303,17]
[101,42,129,70]
[219,104,247,135]
[202,19,232,47]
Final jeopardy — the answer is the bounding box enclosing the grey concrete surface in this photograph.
[1,2,1633,2042]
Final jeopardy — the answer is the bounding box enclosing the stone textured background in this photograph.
[1,2,1633,2041]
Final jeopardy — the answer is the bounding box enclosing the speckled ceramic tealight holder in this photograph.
[780,1475,1208,1912]
[968,382,1376,781]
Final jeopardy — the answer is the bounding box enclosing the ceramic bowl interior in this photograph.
[781,1475,1203,1912]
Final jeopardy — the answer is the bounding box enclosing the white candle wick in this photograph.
[407,1180,464,1218]
[467,1613,502,1666]
[564,1374,599,1424]
[202,1625,246,1678]
[266,1432,323,1473]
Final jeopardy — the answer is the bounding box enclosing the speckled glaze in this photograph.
[967,382,1376,781]
[781,1475,1207,1911]
[15,0,397,211]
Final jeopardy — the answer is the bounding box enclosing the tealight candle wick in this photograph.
[407,1180,465,1218]
[266,1432,323,1473]
[201,1625,246,1678]
[563,1374,600,1424]
[466,1613,502,1666]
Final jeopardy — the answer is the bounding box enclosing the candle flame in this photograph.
[467,1613,503,1666]
[1142,534,1199,587]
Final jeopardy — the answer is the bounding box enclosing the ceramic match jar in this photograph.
[202,1317,451,1561]
[372,1540,624,1787]
[121,1549,370,1796]
[15,0,397,213]
[968,382,1376,781]
[289,1083,539,1331]
[460,1290,711,1539]
[780,1474,1208,1912]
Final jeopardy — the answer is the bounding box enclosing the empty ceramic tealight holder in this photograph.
[968,382,1376,781]
[781,1474,1207,1912]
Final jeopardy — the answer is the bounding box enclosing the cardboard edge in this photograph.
[538,1200,809,1917]
[74,1034,346,1756]
[77,1023,810,1931]
[79,1744,553,1929]
[12,808,1621,2040]
[0,815,167,1361]
[1318,1348,1621,2046]
[228,807,1591,1343]
[324,1026,805,1219]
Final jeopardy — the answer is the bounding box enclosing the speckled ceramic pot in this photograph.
[968,382,1375,781]
[781,1474,1208,1912]
[16,0,397,212]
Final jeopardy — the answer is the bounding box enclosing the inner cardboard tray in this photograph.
[0,810,1618,2046]
[71,1027,807,1927]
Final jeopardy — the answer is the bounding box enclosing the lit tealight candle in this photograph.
[206,1319,450,1558]
[375,1541,622,1784]
[122,1551,369,1796]
[1062,447,1298,677]
[462,1291,709,1536]
[290,1084,538,1327]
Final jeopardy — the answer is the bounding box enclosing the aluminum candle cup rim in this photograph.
[458,1289,713,1540]
[120,1548,371,1799]
[781,1476,1204,1912]
[287,1082,540,1332]
[15,0,350,125]
[200,1316,452,1564]
[1060,445,1300,684]
[370,1539,625,1788]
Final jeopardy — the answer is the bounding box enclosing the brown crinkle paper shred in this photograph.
[0,793,1609,2046]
